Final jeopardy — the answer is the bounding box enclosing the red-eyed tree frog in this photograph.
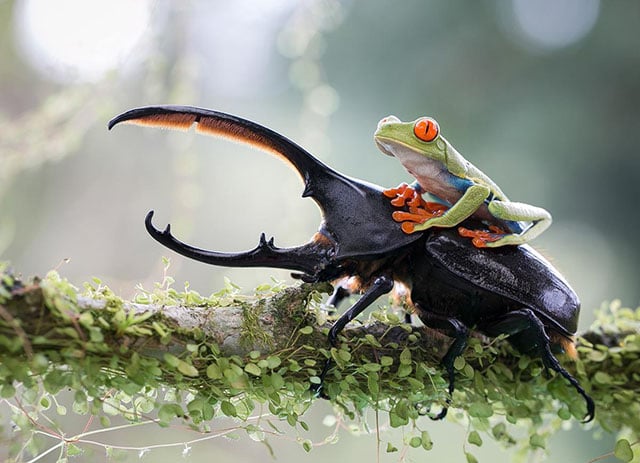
[374,116,552,248]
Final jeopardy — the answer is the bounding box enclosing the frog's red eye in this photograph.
[414,117,439,142]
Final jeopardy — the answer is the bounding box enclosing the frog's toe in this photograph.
[458,226,515,248]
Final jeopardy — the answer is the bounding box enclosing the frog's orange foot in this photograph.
[391,206,447,234]
[392,210,429,222]
[385,184,449,235]
[383,183,424,208]
[417,202,448,216]
[383,183,410,199]
[458,225,508,248]
[391,211,430,234]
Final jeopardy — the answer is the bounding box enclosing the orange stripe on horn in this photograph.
[194,116,281,156]
[118,113,198,131]
[112,110,300,177]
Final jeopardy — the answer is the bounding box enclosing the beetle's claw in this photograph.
[430,405,448,421]
[310,358,333,400]
[580,391,596,423]
[310,382,329,400]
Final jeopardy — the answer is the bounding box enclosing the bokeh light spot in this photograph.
[14,0,153,83]
[510,0,600,52]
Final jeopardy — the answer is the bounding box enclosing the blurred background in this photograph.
[1,0,638,461]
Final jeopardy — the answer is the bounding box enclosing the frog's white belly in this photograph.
[397,152,496,223]
[396,152,461,203]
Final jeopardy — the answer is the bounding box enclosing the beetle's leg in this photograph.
[327,275,395,347]
[312,275,395,397]
[417,312,470,420]
[324,284,351,315]
[482,309,595,423]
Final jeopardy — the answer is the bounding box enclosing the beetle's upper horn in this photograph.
[108,105,333,184]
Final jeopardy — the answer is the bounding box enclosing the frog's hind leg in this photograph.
[481,200,552,247]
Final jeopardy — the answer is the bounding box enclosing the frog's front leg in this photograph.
[483,201,552,247]
[401,184,491,233]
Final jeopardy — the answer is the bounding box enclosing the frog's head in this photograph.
[374,116,448,167]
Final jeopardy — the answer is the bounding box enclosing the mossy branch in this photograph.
[1,265,639,459]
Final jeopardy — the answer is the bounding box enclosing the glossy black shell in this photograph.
[409,229,579,346]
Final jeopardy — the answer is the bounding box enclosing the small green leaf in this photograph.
[158,403,183,423]
[367,373,379,395]
[78,312,94,327]
[163,353,180,368]
[557,407,572,420]
[66,443,83,456]
[298,326,313,335]
[220,401,237,417]
[301,439,312,452]
[1,384,16,399]
[244,363,262,377]
[421,431,433,450]
[397,364,412,377]
[389,411,408,428]
[468,430,483,447]
[386,442,398,453]
[463,363,474,378]
[206,364,222,379]
[587,349,607,362]
[593,371,612,385]
[529,433,546,450]
[399,348,412,365]
[362,363,381,372]
[465,452,478,463]
[468,402,493,418]
[269,373,284,389]
[186,343,198,353]
[266,356,282,369]
[177,360,199,377]
[408,436,422,448]
[614,439,633,462]
[338,349,351,362]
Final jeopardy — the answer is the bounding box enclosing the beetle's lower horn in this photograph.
[144,211,333,279]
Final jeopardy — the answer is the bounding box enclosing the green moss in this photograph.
[239,299,273,351]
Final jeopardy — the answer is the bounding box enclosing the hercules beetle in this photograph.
[108,106,594,422]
